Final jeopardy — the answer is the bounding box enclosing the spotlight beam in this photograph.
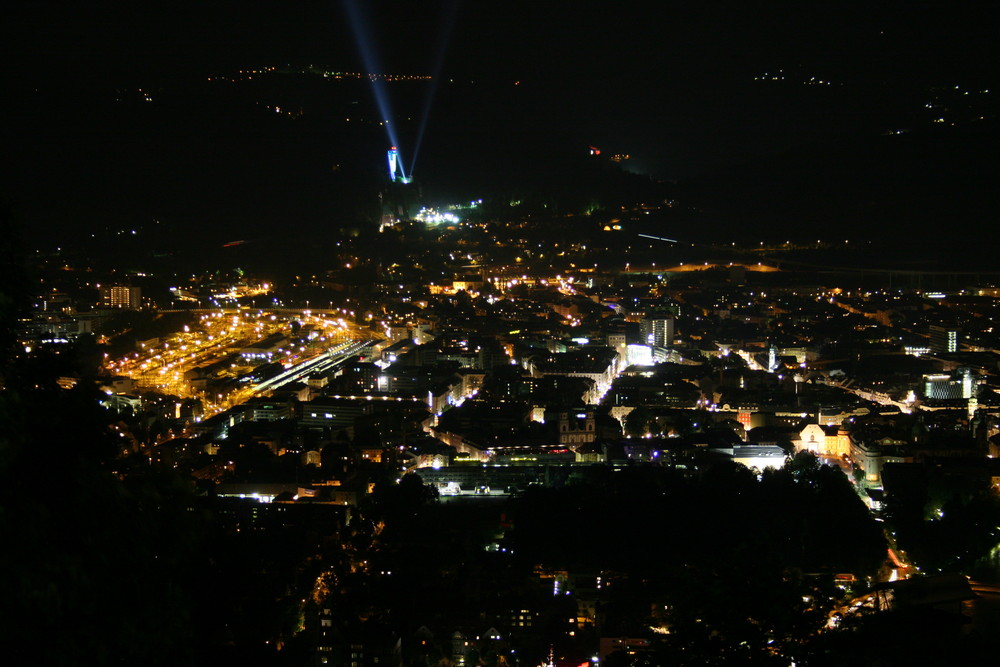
[410,0,461,176]
[342,0,407,174]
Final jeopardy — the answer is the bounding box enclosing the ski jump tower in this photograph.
[387,146,411,184]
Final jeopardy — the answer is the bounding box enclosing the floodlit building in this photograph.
[558,410,596,446]
[850,435,913,487]
[796,423,850,457]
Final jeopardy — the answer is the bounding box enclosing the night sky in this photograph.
[2,2,997,252]
[8,3,993,86]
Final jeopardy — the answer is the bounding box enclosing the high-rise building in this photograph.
[641,314,674,348]
[100,285,142,309]
[929,324,959,353]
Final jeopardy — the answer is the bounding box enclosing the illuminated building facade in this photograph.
[558,410,596,446]
[929,324,959,353]
[100,285,142,309]
[641,314,674,348]
[922,368,976,400]
[796,423,850,457]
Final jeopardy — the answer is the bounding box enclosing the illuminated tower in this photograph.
[387,146,412,184]
[387,146,399,182]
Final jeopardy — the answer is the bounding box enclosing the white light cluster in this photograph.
[415,207,459,225]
